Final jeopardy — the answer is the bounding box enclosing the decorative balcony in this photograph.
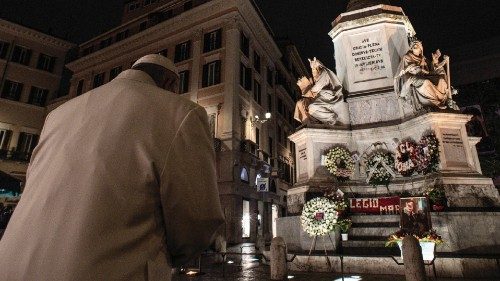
[0,150,32,163]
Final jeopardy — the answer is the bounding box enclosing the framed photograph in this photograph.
[400,197,431,233]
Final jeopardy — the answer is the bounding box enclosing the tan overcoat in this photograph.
[0,70,225,281]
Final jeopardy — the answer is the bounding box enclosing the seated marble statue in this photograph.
[294,57,349,126]
[395,39,458,110]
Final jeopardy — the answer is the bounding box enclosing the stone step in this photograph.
[350,226,398,237]
[341,246,400,256]
[342,235,389,248]
[341,240,387,248]
[350,214,399,223]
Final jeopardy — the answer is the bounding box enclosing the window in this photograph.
[202,60,221,87]
[178,70,189,93]
[268,136,273,153]
[240,167,249,183]
[16,132,39,156]
[255,128,260,147]
[29,87,49,106]
[144,0,157,6]
[240,32,249,57]
[93,72,105,88]
[1,80,23,101]
[253,51,261,73]
[240,63,252,90]
[203,29,222,53]
[174,41,191,63]
[159,48,168,57]
[11,45,31,65]
[109,66,122,80]
[128,2,141,11]
[76,79,84,96]
[277,98,283,115]
[0,41,9,59]
[0,129,12,151]
[139,21,148,31]
[267,67,274,86]
[116,30,130,42]
[267,93,273,112]
[277,125,282,144]
[183,1,193,11]
[253,80,261,105]
[100,38,113,49]
[36,53,56,72]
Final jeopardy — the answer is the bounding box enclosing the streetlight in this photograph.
[251,112,272,127]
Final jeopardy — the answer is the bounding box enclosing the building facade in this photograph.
[64,0,308,243]
[0,19,74,184]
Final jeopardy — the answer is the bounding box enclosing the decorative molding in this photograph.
[0,19,75,50]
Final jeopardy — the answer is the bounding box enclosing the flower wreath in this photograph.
[325,146,355,182]
[417,133,440,174]
[394,140,420,177]
[366,151,396,186]
[301,197,338,236]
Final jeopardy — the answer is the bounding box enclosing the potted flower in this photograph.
[386,229,443,261]
[425,187,446,211]
[336,218,352,241]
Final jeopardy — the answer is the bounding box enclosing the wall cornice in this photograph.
[0,19,75,50]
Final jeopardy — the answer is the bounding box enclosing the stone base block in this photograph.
[288,255,500,278]
[276,216,340,252]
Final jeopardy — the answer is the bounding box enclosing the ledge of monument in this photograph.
[296,122,350,130]
[332,4,405,28]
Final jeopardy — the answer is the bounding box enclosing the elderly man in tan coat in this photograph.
[0,54,225,281]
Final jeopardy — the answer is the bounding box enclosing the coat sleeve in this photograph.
[159,106,225,267]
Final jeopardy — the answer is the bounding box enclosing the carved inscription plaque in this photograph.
[298,145,308,180]
[349,30,387,82]
[441,128,468,167]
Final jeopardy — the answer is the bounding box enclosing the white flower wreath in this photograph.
[301,197,338,236]
[324,146,355,181]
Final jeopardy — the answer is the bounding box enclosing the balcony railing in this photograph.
[0,150,32,163]
[240,139,259,157]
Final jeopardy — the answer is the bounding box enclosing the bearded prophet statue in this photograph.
[395,39,458,111]
[294,57,350,126]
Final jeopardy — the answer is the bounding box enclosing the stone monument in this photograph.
[277,1,499,262]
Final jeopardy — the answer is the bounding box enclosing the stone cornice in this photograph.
[290,112,472,142]
[329,9,415,40]
[68,0,284,74]
[0,19,75,50]
[67,0,236,73]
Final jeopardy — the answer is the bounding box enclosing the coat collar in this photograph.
[115,69,157,86]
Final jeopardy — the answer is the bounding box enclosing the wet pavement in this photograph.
[172,244,496,281]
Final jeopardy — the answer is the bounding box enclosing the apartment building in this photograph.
[64,0,308,243]
[0,19,74,186]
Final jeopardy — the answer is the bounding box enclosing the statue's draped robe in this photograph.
[395,52,449,109]
[294,67,349,125]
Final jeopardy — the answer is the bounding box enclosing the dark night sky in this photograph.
[1,0,500,68]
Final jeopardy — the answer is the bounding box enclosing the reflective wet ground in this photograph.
[172,244,495,281]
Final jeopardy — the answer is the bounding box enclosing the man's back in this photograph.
[0,70,224,281]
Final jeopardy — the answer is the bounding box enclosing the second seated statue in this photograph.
[394,38,458,111]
